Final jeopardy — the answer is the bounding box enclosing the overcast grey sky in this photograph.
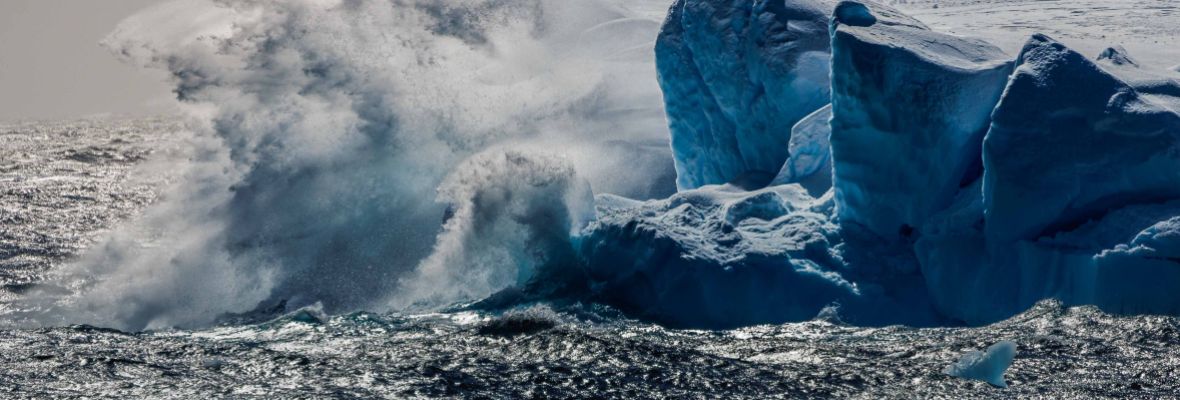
[0,0,172,121]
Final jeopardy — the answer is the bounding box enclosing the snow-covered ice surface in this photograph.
[893,0,1180,70]
[984,34,1180,244]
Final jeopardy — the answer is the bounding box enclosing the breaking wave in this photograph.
[30,0,674,330]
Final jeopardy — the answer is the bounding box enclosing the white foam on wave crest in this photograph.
[391,148,594,310]
[30,0,674,330]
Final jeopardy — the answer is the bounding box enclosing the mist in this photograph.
[38,0,675,330]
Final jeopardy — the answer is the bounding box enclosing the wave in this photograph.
[27,0,674,331]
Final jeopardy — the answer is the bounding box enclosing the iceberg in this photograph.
[829,0,1014,240]
[563,3,1180,329]
[656,0,834,190]
[983,34,1180,243]
[915,36,1180,324]
[945,341,1017,388]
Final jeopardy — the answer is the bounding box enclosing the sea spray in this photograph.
[37,0,671,330]
[391,149,594,310]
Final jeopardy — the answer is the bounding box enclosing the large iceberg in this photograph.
[656,0,834,190]
[918,35,1180,324]
[829,0,1013,240]
[983,34,1180,243]
[527,1,1180,329]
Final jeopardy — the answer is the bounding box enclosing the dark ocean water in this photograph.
[3,118,1180,399]
[3,302,1180,398]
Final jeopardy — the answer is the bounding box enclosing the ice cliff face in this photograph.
[984,34,1180,244]
[589,0,1180,328]
[829,0,1013,240]
[579,185,944,328]
[917,34,1180,324]
[579,186,852,328]
[656,0,834,190]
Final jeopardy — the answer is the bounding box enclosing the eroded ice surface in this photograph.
[829,0,1013,240]
[771,104,833,196]
[623,1,1180,328]
[983,34,1180,244]
[656,0,834,190]
[916,36,1180,324]
[578,183,944,328]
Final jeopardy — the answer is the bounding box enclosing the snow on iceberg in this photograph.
[983,34,1180,243]
[656,0,834,190]
[1096,46,1180,115]
[829,0,1014,240]
[945,341,1017,388]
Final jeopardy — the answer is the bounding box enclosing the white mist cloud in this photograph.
[37,0,674,330]
[392,148,594,310]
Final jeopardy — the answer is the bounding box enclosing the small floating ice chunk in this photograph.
[945,341,1017,388]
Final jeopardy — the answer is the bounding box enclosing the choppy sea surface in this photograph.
[5,300,1180,399]
[4,118,1180,399]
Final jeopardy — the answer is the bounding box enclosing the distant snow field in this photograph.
[893,0,1180,68]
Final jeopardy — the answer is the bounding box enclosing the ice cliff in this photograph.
[829,1,1013,240]
[920,34,1180,324]
[656,0,834,190]
[574,0,1180,328]
[983,35,1180,244]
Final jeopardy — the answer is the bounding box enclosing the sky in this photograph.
[0,0,173,121]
